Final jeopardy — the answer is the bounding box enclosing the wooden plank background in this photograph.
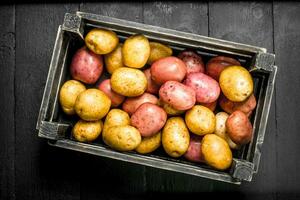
[1,2,300,199]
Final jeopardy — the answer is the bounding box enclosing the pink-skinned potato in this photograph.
[184,72,220,104]
[159,81,196,111]
[122,92,158,115]
[70,46,103,84]
[143,69,160,94]
[150,56,187,85]
[98,79,125,107]
[131,103,167,137]
[178,50,205,74]
[184,134,204,163]
[201,100,217,112]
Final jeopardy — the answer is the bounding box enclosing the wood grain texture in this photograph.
[274,2,300,199]
[79,2,147,198]
[15,4,80,200]
[0,5,15,200]
[209,2,276,198]
[143,2,210,193]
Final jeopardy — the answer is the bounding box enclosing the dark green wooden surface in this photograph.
[1,2,300,199]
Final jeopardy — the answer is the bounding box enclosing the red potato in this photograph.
[201,100,217,112]
[98,79,125,107]
[122,93,158,115]
[150,56,187,85]
[143,69,160,94]
[219,93,256,117]
[159,81,196,111]
[226,110,253,145]
[131,103,167,137]
[183,134,204,163]
[206,56,241,80]
[70,46,103,84]
[184,72,220,104]
[178,50,205,74]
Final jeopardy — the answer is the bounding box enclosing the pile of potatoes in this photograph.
[59,28,257,171]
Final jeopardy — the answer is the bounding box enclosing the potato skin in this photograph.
[72,120,103,142]
[103,125,141,151]
[147,42,173,65]
[122,92,158,115]
[185,105,216,136]
[183,134,204,163]
[160,100,185,116]
[159,81,196,111]
[219,66,254,102]
[184,72,220,104]
[200,100,217,112]
[206,56,241,80]
[85,28,119,55]
[151,56,187,85]
[219,93,257,117]
[178,50,205,74]
[143,69,160,94]
[98,79,125,107]
[226,110,253,145]
[122,34,150,68]
[131,103,167,137]
[162,117,190,158]
[111,67,147,97]
[59,80,86,115]
[75,89,111,121]
[201,134,232,170]
[135,132,161,154]
[104,44,125,74]
[70,47,103,84]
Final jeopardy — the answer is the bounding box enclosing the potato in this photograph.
[159,81,196,111]
[122,93,158,115]
[206,56,241,80]
[98,79,125,107]
[135,132,161,154]
[147,42,173,65]
[219,66,254,102]
[185,105,216,135]
[59,80,86,115]
[183,134,204,163]
[75,89,111,121]
[104,44,125,74]
[162,117,190,158]
[226,110,253,145]
[102,109,130,141]
[122,34,150,68]
[70,47,103,84]
[219,93,257,117]
[200,100,217,112]
[103,125,141,151]
[143,69,160,94]
[178,50,205,74]
[85,28,119,55]
[111,67,147,97]
[131,103,167,137]
[201,134,232,170]
[150,56,187,85]
[72,119,103,142]
[184,72,220,104]
[160,100,185,116]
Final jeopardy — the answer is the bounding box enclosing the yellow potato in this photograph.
[72,119,103,142]
[85,28,119,54]
[59,80,86,115]
[162,117,190,158]
[122,34,150,68]
[219,65,254,102]
[135,132,161,154]
[147,42,173,65]
[185,105,215,135]
[215,112,240,150]
[102,109,130,141]
[201,134,232,170]
[104,44,125,74]
[103,125,141,151]
[162,101,184,116]
[75,89,111,121]
[111,67,147,97]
